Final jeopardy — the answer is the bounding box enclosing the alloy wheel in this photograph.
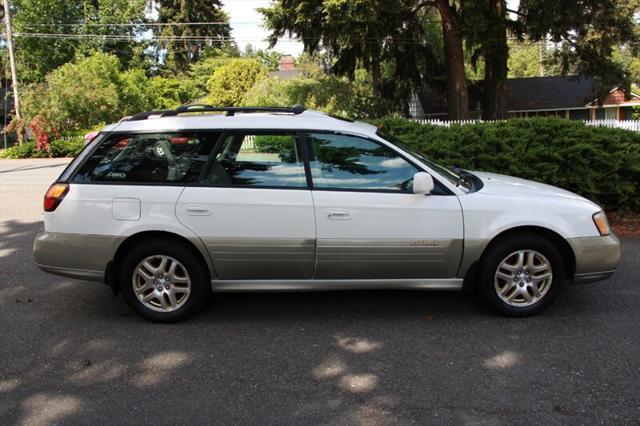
[132,255,191,313]
[494,249,553,307]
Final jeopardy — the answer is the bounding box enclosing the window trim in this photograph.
[197,129,308,190]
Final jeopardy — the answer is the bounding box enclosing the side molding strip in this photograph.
[210,278,463,292]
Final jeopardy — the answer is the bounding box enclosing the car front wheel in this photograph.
[478,233,565,317]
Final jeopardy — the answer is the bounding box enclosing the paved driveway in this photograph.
[1,158,639,425]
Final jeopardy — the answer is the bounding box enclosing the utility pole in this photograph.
[3,0,21,121]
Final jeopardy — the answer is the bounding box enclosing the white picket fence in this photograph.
[241,134,255,150]
[411,118,640,132]
[585,119,640,132]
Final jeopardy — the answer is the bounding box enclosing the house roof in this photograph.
[505,76,597,111]
[418,75,607,115]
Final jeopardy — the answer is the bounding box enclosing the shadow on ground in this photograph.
[1,219,639,425]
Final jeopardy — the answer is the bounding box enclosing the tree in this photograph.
[10,0,147,82]
[154,0,232,71]
[206,58,267,106]
[460,0,639,118]
[462,0,509,119]
[243,45,281,71]
[433,0,469,119]
[517,0,640,103]
[508,42,543,78]
[613,45,640,86]
[189,56,236,92]
[260,0,450,117]
[148,76,201,109]
[22,52,122,130]
[242,72,393,118]
[20,52,188,131]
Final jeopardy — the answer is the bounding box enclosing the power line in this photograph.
[12,32,305,43]
[19,21,256,27]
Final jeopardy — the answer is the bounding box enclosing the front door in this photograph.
[176,132,316,279]
[305,132,463,279]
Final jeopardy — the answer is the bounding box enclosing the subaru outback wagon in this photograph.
[34,105,620,322]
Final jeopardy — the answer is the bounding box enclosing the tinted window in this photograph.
[73,132,219,183]
[201,133,306,188]
[307,133,418,192]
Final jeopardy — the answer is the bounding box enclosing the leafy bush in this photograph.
[372,117,640,212]
[206,58,267,106]
[21,52,206,132]
[148,76,202,110]
[0,142,41,159]
[0,137,84,159]
[49,137,84,157]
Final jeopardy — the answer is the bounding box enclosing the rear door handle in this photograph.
[326,209,351,220]
[186,205,211,216]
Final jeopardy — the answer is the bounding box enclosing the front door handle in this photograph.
[186,205,211,216]
[326,209,351,220]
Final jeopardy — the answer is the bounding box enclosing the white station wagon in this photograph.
[34,105,620,322]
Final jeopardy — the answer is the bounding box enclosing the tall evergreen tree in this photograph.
[155,0,231,71]
[260,0,450,117]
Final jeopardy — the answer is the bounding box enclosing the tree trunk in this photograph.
[435,0,469,120]
[371,58,383,97]
[482,0,508,120]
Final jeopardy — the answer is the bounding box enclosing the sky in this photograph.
[223,0,304,56]
[223,0,520,57]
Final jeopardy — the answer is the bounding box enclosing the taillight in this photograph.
[44,183,69,212]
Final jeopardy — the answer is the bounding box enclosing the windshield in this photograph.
[376,129,463,188]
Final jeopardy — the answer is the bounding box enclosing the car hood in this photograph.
[471,171,596,204]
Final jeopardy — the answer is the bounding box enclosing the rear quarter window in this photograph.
[73,132,220,184]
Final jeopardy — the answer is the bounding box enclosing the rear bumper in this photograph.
[33,232,123,283]
[568,234,621,284]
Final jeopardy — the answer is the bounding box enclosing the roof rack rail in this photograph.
[126,104,305,121]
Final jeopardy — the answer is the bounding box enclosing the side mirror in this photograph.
[413,172,434,195]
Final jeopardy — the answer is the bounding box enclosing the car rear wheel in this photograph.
[478,233,565,317]
[119,239,210,322]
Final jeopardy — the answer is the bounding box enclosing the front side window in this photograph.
[73,132,219,183]
[201,133,306,188]
[306,133,419,192]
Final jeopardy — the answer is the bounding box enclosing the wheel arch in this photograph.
[462,225,576,293]
[106,231,214,294]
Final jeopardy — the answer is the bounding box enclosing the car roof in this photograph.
[103,109,379,137]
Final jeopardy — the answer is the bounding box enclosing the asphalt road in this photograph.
[1,158,639,425]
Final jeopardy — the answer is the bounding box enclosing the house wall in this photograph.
[603,90,626,105]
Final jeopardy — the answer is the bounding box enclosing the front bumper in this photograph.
[33,232,123,282]
[568,234,621,284]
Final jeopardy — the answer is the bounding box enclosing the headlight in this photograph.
[592,211,610,236]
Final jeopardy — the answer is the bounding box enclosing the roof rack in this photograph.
[126,104,305,121]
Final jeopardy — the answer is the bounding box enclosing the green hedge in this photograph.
[0,137,84,159]
[373,117,640,213]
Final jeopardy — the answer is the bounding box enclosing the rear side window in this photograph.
[201,132,306,188]
[73,132,220,183]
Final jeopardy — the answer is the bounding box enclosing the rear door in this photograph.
[176,131,316,280]
[304,132,464,279]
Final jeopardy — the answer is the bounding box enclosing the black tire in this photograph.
[477,233,565,317]
[119,239,210,322]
